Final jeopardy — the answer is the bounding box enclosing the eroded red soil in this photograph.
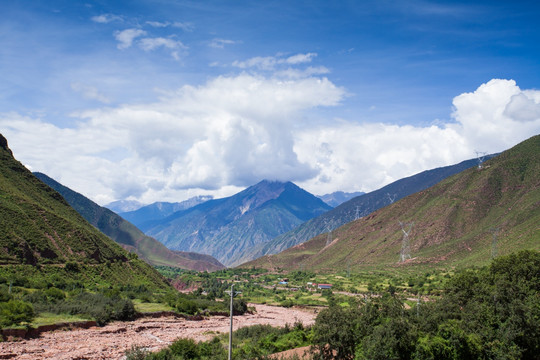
[0,304,316,360]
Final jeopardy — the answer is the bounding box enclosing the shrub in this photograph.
[124,346,149,360]
[280,299,294,308]
[0,285,11,302]
[0,300,35,327]
[65,261,80,272]
[30,291,136,326]
[169,338,199,358]
[176,298,198,315]
[233,299,248,315]
[45,287,65,302]
[23,290,48,305]
[197,336,227,358]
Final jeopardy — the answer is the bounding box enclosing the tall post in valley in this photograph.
[227,283,241,360]
[229,283,234,360]
[475,150,487,169]
[398,221,414,262]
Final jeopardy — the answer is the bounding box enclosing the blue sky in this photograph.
[1,0,539,205]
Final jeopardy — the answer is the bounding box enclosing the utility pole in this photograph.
[324,219,334,246]
[475,151,487,169]
[398,221,414,262]
[226,284,241,360]
[354,206,361,220]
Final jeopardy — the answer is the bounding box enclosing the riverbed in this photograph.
[0,304,317,359]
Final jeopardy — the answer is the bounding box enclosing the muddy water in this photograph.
[0,304,317,360]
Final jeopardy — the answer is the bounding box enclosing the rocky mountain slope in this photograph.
[0,134,169,289]
[146,180,332,266]
[243,135,539,272]
[244,155,494,263]
[33,173,225,272]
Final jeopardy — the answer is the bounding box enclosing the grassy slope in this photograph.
[243,135,540,273]
[249,157,487,262]
[0,134,170,290]
[33,172,225,272]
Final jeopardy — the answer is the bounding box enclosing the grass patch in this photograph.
[133,300,174,313]
[32,312,90,326]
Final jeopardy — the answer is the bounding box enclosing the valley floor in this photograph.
[0,304,316,360]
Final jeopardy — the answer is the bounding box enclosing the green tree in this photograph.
[0,300,35,327]
[312,303,363,359]
[169,338,199,358]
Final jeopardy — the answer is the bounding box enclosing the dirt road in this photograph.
[0,304,317,360]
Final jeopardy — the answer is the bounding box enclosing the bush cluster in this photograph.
[26,290,136,326]
[0,300,35,327]
[126,337,226,360]
[311,250,540,360]
[125,322,311,360]
[168,292,248,316]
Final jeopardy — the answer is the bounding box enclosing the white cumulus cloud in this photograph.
[114,28,147,49]
[285,52,317,64]
[91,14,122,23]
[138,37,186,51]
[209,38,238,49]
[0,72,345,204]
[232,53,318,71]
[146,21,170,28]
[172,22,194,31]
[1,78,538,205]
[295,79,540,195]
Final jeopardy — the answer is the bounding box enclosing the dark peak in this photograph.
[257,179,289,186]
[230,180,291,211]
[247,179,288,192]
[0,134,13,156]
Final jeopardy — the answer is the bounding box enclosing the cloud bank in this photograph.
[1,78,539,205]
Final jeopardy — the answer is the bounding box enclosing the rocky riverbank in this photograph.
[0,304,316,359]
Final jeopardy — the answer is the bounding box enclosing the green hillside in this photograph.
[243,135,540,273]
[248,156,489,263]
[0,134,169,290]
[33,172,225,272]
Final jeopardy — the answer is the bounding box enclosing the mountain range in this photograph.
[317,191,364,207]
[119,196,213,232]
[105,199,144,213]
[33,173,225,272]
[0,134,169,289]
[141,180,332,266]
[243,135,540,272]
[241,155,495,264]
